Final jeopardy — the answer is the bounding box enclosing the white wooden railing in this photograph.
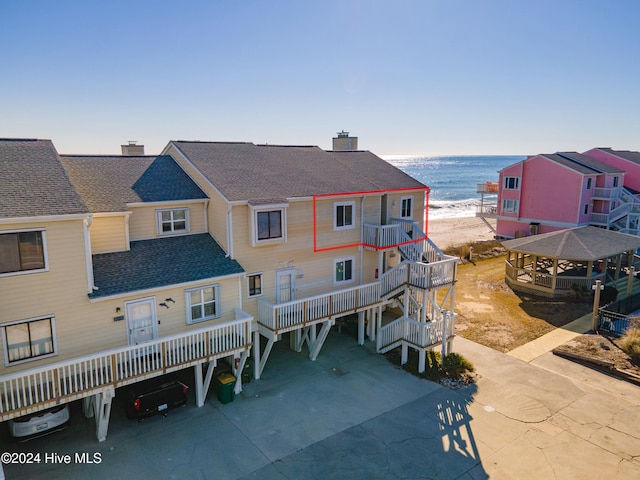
[257,282,381,334]
[477,182,499,194]
[0,313,252,420]
[377,313,457,354]
[505,263,606,293]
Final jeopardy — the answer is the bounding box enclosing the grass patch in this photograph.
[443,239,504,260]
[620,328,640,361]
[452,254,592,352]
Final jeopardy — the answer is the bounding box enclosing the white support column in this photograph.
[358,311,365,345]
[418,349,426,374]
[309,320,334,361]
[258,334,276,378]
[369,308,377,341]
[441,310,448,358]
[401,342,408,365]
[253,330,261,380]
[231,351,248,394]
[94,387,115,442]
[194,359,218,407]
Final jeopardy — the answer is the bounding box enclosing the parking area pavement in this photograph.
[1,331,639,479]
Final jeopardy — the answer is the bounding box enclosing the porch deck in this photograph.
[0,312,252,422]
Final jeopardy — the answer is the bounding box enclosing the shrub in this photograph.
[620,328,640,361]
[442,353,475,379]
[418,351,475,382]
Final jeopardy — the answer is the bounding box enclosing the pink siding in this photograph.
[519,156,583,222]
[584,149,633,189]
[496,155,587,238]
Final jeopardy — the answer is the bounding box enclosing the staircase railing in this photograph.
[376,312,457,354]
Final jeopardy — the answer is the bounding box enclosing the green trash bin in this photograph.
[216,373,236,404]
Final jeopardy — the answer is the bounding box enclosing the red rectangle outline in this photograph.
[313,187,430,253]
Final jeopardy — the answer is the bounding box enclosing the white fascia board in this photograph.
[125,199,206,208]
[0,213,91,225]
[88,271,245,303]
[92,211,132,218]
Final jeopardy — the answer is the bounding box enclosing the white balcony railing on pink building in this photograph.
[0,313,252,421]
[591,187,621,200]
[257,282,381,334]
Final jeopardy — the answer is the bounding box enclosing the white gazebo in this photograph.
[502,226,640,297]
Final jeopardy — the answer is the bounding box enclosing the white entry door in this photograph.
[276,269,296,303]
[125,298,158,346]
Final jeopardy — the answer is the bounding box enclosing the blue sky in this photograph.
[1,0,639,155]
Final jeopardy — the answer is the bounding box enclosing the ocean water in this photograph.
[383,155,526,219]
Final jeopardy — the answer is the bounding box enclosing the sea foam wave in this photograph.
[428,198,482,219]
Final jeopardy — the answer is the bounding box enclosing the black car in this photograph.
[124,377,188,421]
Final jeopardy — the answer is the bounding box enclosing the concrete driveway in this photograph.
[1,331,639,479]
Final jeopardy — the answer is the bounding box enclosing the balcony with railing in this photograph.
[257,282,382,335]
[0,312,252,421]
[591,187,622,200]
[477,182,499,194]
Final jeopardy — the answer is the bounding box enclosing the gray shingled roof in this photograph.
[90,233,244,299]
[502,226,640,260]
[60,155,207,213]
[170,141,427,202]
[0,139,88,218]
[543,154,604,175]
[597,148,640,166]
[555,152,625,174]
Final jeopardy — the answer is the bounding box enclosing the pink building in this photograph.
[481,150,639,239]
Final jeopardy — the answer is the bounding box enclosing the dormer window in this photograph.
[157,208,189,235]
[249,202,288,246]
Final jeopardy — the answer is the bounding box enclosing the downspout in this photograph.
[226,204,234,259]
[518,160,524,220]
[360,196,365,284]
[83,214,95,293]
[203,199,209,232]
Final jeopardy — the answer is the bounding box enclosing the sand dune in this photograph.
[427,216,498,250]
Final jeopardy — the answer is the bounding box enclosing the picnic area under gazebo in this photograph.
[502,226,640,298]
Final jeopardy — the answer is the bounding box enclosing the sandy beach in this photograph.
[427,216,497,250]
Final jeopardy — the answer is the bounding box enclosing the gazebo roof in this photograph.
[502,226,640,261]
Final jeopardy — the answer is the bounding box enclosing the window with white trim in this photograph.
[247,273,263,297]
[401,196,413,218]
[504,177,520,190]
[334,257,354,285]
[2,316,56,365]
[334,201,355,230]
[501,199,519,213]
[157,208,189,234]
[0,230,47,276]
[250,205,287,246]
[586,178,592,190]
[613,176,619,187]
[186,285,220,324]
[257,210,282,240]
[584,204,589,215]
